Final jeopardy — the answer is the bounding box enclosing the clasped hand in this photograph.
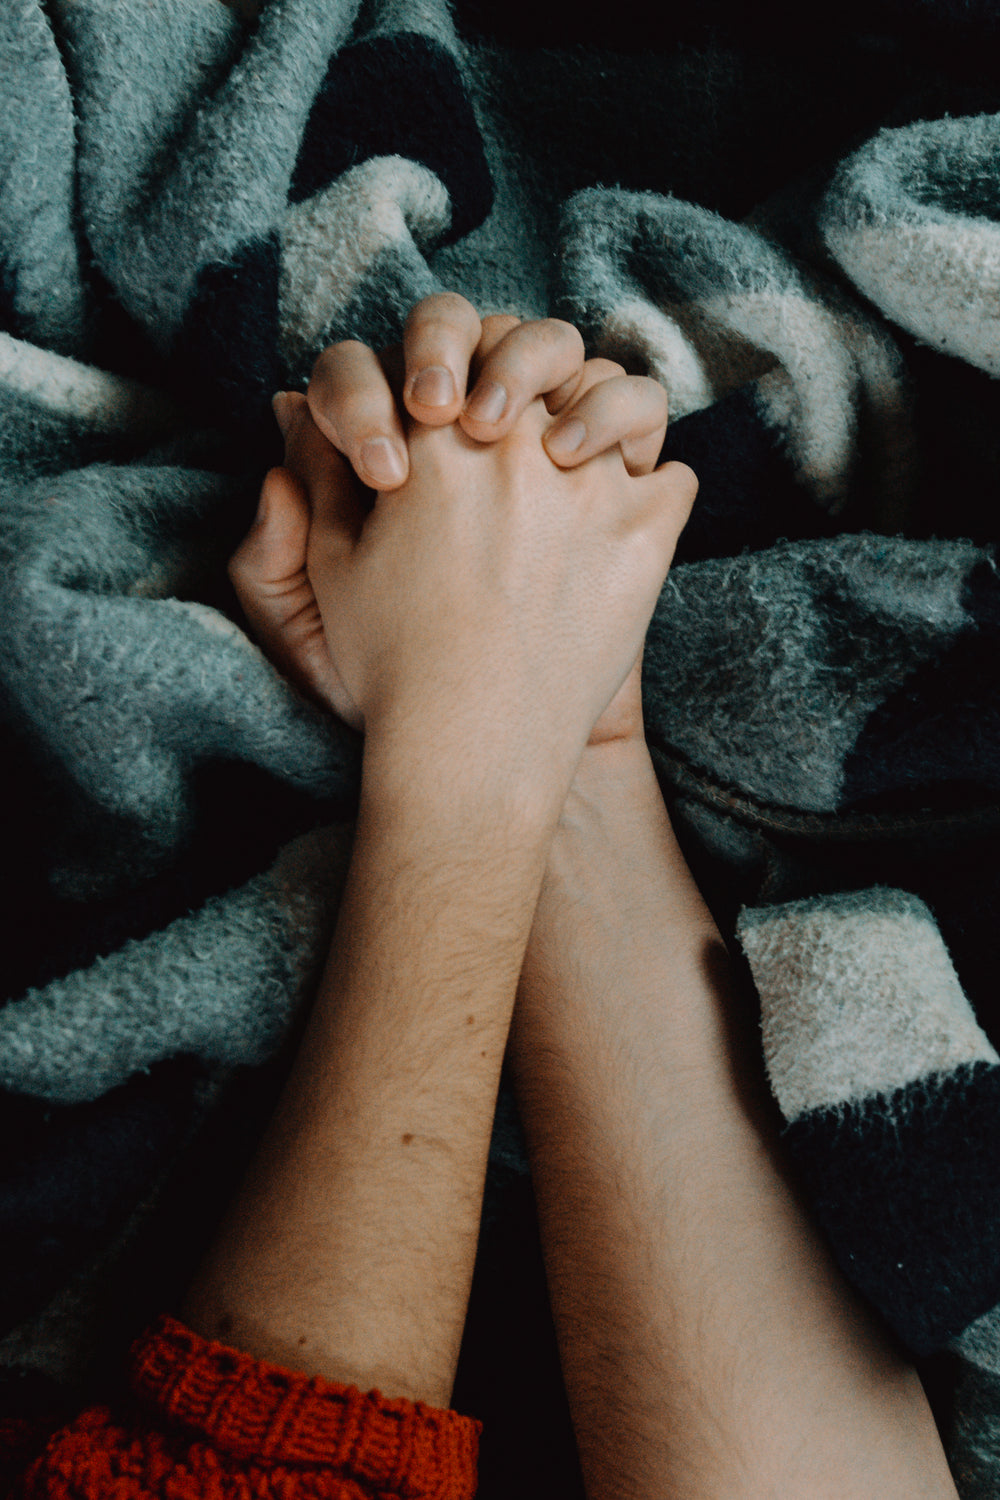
[229,295,697,790]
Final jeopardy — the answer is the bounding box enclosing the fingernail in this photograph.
[465,380,507,424]
[360,436,407,487]
[272,391,295,439]
[545,417,587,458]
[410,364,456,408]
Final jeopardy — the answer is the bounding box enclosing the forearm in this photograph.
[183,747,562,1409]
[509,742,957,1498]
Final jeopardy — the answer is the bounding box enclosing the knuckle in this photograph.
[332,389,387,437]
[405,290,479,334]
[487,318,585,388]
[622,442,664,480]
[531,317,585,356]
[480,313,521,342]
[669,460,699,498]
[406,316,463,356]
[653,462,699,513]
[310,340,367,384]
[548,316,584,345]
[585,358,627,382]
[587,379,634,422]
[633,374,669,410]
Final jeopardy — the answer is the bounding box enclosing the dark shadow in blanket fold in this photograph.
[0,1060,200,1338]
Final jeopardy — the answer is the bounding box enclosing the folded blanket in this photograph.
[2,2,998,1493]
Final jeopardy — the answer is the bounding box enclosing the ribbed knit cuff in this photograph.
[130,1315,481,1499]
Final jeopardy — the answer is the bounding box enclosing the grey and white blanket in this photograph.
[1,1,999,1491]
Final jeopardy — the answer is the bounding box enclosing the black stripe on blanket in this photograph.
[782,1062,1000,1355]
[0,253,18,343]
[661,387,837,566]
[0,1061,198,1336]
[737,887,1000,1358]
[169,234,282,438]
[168,33,492,433]
[290,34,493,245]
[841,559,1000,811]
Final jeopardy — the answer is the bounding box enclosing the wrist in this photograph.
[556,737,664,843]
[571,733,658,792]
[514,743,732,1089]
[534,736,717,946]
[353,731,562,991]
[361,715,574,849]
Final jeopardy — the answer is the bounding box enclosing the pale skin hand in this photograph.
[293,406,687,805]
[300,403,670,773]
[302,292,672,490]
[230,296,669,744]
[232,305,957,1495]
[184,311,693,1408]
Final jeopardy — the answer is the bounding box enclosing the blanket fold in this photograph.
[1,3,998,1492]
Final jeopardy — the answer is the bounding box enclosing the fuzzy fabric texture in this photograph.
[738,888,1000,1483]
[2,2,1000,1493]
[950,1304,1000,1500]
[0,825,352,1103]
[821,114,1000,378]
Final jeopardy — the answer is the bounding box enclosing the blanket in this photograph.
[2,1,999,1492]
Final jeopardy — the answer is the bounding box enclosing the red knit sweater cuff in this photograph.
[130,1315,481,1497]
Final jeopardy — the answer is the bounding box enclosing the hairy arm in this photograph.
[509,739,959,1498]
[182,748,560,1407]
[183,344,692,1407]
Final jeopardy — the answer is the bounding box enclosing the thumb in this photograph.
[229,466,311,598]
[229,467,358,721]
[638,460,699,556]
[277,389,368,552]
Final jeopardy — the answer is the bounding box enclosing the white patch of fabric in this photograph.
[598,297,716,418]
[738,889,998,1119]
[826,216,1000,378]
[716,287,857,509]
[0,330,180,436]
[601,279,907,516]
[279,156,450,375]
[952,1303,1000,1372]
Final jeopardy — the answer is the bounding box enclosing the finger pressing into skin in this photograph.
[469,313,522,372]
[402,292,483,424]
[307,340,409,490]
[228,467,316,686]
[634,460,700,555]
[544,355,625,416]
[544,374,669,476]
[228,467,359,722]
[461,318,586,440]
[229,467,309,603]
[281,398,369,554]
